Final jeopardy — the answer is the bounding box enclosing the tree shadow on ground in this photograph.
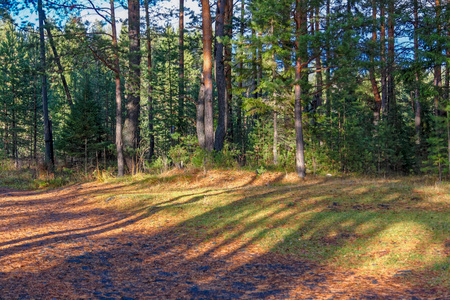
[0,178,448,299]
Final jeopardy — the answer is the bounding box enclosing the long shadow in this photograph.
[0,178,448,299]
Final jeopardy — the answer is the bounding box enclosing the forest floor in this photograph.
[0,169,449,299]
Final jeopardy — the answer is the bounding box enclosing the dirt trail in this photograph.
[0,183,439,299]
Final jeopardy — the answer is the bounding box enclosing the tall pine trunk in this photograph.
[380,3,387,115]
[38,0,54,173]
[294,0,306,178]
[314,6,322,112]
[446,0,450,175]
[225,0,233,141]
[123,0,141,173]
[44,17,73,110]
[214,0,227,151]
[201,0,214,151]
[325,0,332,147]
[235,0,244,151]
[387,0,395,114]
[110,0,124,177]
[178,0,185,135]
[369,0,382,125]
[434,0,442,117]
[414,0,421,149]
[434,0,443,178]
[197,76,206,149]
[144,0,154,160]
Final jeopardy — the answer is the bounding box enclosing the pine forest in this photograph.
[1,0,450,179]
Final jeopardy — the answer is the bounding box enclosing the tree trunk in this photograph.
[167,28,174,147]
[370,0,381,125]
[33,75,37,163]
[387,0,395,113]
[144,0,154,160]
[434,0,442,117]
[273,111,278,165]
[294,0,306,178]
[12,85,17,168]
[272,24,278,166]
[214,0,227,151]
[178,0,185,135]
[38,0,54,173]
[197,76,206,149]
[201,0,214,151]
[123,0,141,173]
[414,0,421,147]
[235,0,244,150]
[85,138,88,174]
[314,5,322,112]
[325,0,332,147]
[225,0,233,141]
[446,6,450,175]
[44,17,73,110]
[111,0,124,177]
[380,3,387,115]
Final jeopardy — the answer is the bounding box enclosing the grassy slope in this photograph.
[88,169,450,294]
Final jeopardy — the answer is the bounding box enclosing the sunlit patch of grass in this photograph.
[86,171,450,290]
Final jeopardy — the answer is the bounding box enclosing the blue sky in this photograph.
[12,0,201,32]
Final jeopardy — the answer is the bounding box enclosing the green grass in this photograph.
[2,164,448,292]
[89,170,450,292]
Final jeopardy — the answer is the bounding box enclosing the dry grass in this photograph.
[90,169,450,294]
[1,168,448,298]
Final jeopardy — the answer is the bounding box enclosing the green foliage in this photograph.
[190,147,212,169]
[213,143,241,168]
[421,115,450,179]
[1,1,450,180]
[168,144,189,168]
[151,155,172,173]
[57,76,108,158]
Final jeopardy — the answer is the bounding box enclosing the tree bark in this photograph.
[123,0,141,173]
[197,76,206,149]
[33,75,37,163]
[325,0,332,147]
[294,0,306,178]
[414,0,421,147]
[201,0,214,151]
[380,3,387,115]
[225,0,233,141]
[44,17,73,110]
[446,1,450,175]
[38,0,54,172]
[111,0,124,176]
[214,0,227,151]
[235,0,244,150]
[12,85,17,168]
[434,0,442,117]
[178,0,185,135]
[144,0,154,160]
[387,0,395,113]
[369,0,381,125]
[314,5,322,112]
[273,111,278,165]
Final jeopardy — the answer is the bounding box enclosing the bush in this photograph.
[151,156,171,173]
[213,143,240,168]
[168,144,189,169]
